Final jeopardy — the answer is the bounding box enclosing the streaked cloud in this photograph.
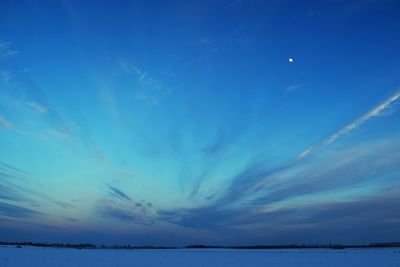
[0,202,43,218]
[48,128,74,140]
[299,90,400,159]
[254,138,400,205]
[169,89,400,228]
[53,200,76,209]
[96,196,154,225]
[100,86,119,116]
[27,101,48,114]
[0,115,14,130]
[0,115,22,133]
[108,185,132,202]
[97,202,153,225]
[285,83,306,94]
[326,90,400,145]
[118,62,171,105]
[113,169,135,182]
[95,148,108,163]
[0,71,14,83]
[0,41,19,58]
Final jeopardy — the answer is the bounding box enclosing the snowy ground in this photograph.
[1,246,399,267]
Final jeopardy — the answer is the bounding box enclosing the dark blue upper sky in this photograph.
[0,0,400,245]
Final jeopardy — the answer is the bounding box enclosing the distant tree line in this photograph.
[0,241,175,249]
[186,243,400,249]
[0,241,96,249]
[1,241,399,250]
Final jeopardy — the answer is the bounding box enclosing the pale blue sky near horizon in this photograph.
[1,0,400,245]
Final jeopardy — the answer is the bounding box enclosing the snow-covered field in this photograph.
[1,246,399,267]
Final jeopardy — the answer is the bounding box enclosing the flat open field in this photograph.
[1,246,399,267]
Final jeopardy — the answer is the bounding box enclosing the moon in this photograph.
[288,58,294,63]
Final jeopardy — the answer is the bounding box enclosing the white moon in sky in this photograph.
[288,58,294,63]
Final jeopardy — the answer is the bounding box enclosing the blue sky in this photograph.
[0,0,400,245]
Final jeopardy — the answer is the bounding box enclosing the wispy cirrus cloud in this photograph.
[0,70,14,83]
[158,150,400,243]
[0,115,14,130]
[158,89,400,233]
[96,203,153,225]
[113,169,135,182]
[233,188,400,244]
[0,162,47,219]
[100,86,119,116]
[118,62,171,105]
[253,138,400,205]
[0,115,22,133]
[0,183,29,203]
[0,161,31,177]
[27,101,47,114]
[53,200,76,209]
[0,54,77,142]
[326,90,400,144]
[1,160,79,225]
[0,202,43,218]
[0,41,19,58]
[216,89,400,204]
[48,128,74,141]
[299,89,400,159]
[107,185,132,202]
[285,83,307,94]
[96,196,154,225]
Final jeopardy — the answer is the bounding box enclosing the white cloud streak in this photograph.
[285,83,306,94]
[0,115,14,130]
[299,90,400,159]
[0,115,23,134]
[48,129,73,141]
[0,41,19,58]
[27,101,47,114]
[0,71,14,83]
